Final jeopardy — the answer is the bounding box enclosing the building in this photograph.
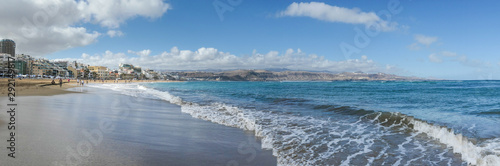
[0,39,15,58]
[119,63,134,73]
[29,59,69,77]
[88,66,109,79]
[66,61,89,78]
[31,60,50,76]
[67,66,78,78]
[0,53,11,76]
[108,70,119,79]
[16,54,34,75]
[14,60,27,75]
[118,63,140,79]
[133,66,142,74]
[52,61,70,77]
[142,69,159,79]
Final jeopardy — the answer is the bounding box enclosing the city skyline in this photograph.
[1,0,499,80]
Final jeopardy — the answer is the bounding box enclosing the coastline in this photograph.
[0,78,180,96]
[0,85,276,165]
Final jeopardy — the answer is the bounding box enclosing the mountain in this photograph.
[165,70,426,81]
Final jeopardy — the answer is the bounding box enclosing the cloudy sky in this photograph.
[1,0,499,79]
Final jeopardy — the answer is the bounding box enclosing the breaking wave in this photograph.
[90,84,500,166]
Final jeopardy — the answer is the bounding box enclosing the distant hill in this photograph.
[166,70,426,81]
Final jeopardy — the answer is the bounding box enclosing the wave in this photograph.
[272,98,309,104]
[91,83,500,166]
[364,112,500,166]
[318,105,500,166]
[474,109,500,115]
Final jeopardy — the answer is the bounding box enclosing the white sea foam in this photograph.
[91,83,499,166]
[410,119,500,166]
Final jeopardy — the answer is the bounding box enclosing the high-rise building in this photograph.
[0,39,16,57]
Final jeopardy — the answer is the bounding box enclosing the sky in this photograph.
[1,0,499,80]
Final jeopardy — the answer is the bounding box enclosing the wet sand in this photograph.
[0,87,276,165]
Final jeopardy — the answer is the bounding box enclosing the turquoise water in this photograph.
[146,81,500,138]
[98,81,500,165]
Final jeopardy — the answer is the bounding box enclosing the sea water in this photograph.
[93,81,500,166]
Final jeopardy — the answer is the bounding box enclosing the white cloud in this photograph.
[407,43,420,51]
[441,51,457,57]
[408,34,438,51]
[428,53,442,63]
[414,34,438,46]
[128,49,151,57]
[454,55,485,68]
[55,47,399,73]
[107,30,124,38]
[0,0,170,56]
[278,2,397,31]
[77,0,171,28]
[428,51,488,68]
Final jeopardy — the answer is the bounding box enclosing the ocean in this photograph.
[97,81,500,165]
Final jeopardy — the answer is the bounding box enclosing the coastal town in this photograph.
[0,39,168,80]
[3,1,500,165]
[1,39,425,82]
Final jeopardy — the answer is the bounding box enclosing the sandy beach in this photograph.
[0,78,179,96]
[0,78,78,96]
[0,85,276,165]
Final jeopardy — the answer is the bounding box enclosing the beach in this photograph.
[0,78,78,96]
[0,85,276,165]
[0,78,179,96]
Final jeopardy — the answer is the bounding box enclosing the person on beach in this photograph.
[59,78,62,87]
[81,80,84,86]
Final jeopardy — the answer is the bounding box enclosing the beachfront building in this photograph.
[119,63,143,79]
[16,54,34,75]
[52,61,71,77]
[31,60,50,76]
[0,53,11,77]
[41,59,64,77]
[120,73,135,80]
[0,39,15,58]
[14,60,27,75]
[29,59,70,77]
[133,66,142,74]
[67,66,78,78]
[89,66,110,79]
[67,61,90,78]
[78,68,89,78]
[142,69,159,79]
[119,63,134,73]
[108,70,119,79]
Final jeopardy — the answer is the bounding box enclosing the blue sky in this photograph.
[2,0,500,80]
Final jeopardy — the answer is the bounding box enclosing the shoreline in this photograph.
[0,86,276,165]
[0,78,180,96]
